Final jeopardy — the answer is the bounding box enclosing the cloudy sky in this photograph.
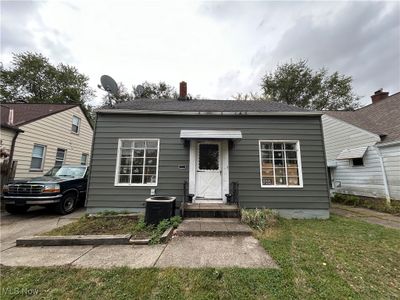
[1,0,399,106]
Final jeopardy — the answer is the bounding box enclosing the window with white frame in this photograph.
[30,144,46,170]
[71,116,81,134]
[55,148,66,166]
[81,153,88,165]
[115,139,160,186]
[259,141,303,187]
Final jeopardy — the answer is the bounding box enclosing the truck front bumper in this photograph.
[2,194,63,205]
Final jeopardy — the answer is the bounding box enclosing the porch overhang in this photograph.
[336,146,368,160]
[180,130,242,140]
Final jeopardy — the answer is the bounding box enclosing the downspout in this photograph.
[374,146,391,205]
[7,129,22,173]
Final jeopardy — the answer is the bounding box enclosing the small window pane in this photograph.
[285,143,296,150]
[120,157,132,166]
[262,159,273,167]
[121,149,131,156]
[261,143,272,150]
[262,168,273,176]
[273,143,283,150]
[274,151,284,159]
[274,159,285,167]
[146,149,157,157]
[276,177,286,185]
[146,141,158,148]
[132,158,144,166]
[145,158,156,165]
[134,149,144,157]
[145,167,156,175]
[288,177,299,185]
[120,167,131,175]
[144,175,156,184]
[261,151,272,159]
[275,168,286,176]
[286,151,297,159]
[71,116,80,133]
[287,160,298,167]
[119,175,129,183]
[134,140,145,148]
[121,141,133,148]
[132,167,143,174]
[131,175,142,183]
[287,168,298,177]
[262,177,274,185]
[81,154,88,165]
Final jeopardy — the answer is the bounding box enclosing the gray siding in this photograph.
[87,114,329,210]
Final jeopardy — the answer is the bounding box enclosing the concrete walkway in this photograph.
[175,218,253,236]
[331,203,400,229]
[0,207,85,251]
[1,236,278,269]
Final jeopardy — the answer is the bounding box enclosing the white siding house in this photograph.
[0,104,93,179]
[322,90,400,201]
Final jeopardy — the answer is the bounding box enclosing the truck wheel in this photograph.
[54,192,77,215]
[5,204,29,214]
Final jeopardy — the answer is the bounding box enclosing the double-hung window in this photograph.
[259,140,303,187]
[115,139,160,186]
[81,153,88,165]
[71,116,81,134]
[30,144,46,171]
[55,148,66,166]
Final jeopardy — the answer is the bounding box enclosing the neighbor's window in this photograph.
[259,141,303,187]
[55,148,66,167]
[115,139,160,186]
[81,153,88,165]
[30,144,46,170]
[351,158,364,166]
[71,116,81,134]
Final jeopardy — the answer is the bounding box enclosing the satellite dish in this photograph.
[100,75,118,95]
[136,85,145,97]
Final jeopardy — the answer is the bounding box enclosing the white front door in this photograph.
[195,142,222,201]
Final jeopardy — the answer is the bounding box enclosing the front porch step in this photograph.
[175,218,252,237]
[181,203,240,218]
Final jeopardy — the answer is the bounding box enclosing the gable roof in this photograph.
[1,103,77,127]
[325,92,400,143]
[102,99,319,115]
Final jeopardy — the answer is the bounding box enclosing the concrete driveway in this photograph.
[0,206,85,251]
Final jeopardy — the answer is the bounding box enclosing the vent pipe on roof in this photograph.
[178,81,188,100]
[371,89,389,104]
[8,108,14,125]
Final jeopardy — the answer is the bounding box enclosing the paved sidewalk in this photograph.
[175,218,253,236]
[0,235,278,269]
[331,203,400,229]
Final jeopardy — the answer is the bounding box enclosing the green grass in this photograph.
[1,216,399,299]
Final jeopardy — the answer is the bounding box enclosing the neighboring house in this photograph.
[322,89,400,201]
[86,82,330,219]
[0,103,93,180]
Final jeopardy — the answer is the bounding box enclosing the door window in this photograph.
[198,144,219,170]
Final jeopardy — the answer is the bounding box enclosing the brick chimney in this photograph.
[371,89,389,104]
[178,81,188,100]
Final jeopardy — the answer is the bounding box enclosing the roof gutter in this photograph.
[97,109,322,116]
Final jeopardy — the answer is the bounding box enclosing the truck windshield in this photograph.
[54,166,86,178]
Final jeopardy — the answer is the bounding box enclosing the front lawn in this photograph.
[1,215,399,299]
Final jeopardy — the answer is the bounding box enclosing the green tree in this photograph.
[101,82,133,106]
[0,52,94,105]
[132,81,178,99]
[260,59,360,110]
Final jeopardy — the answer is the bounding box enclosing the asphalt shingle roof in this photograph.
[325,92,400,143]
[1,103,77,127]
[111,99,309,113]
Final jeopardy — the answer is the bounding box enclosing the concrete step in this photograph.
[175,218,252,237]
[181,203,240,218]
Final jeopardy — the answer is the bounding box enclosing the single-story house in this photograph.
[0,103,93,182]
[322,89,400,201]
[86,82,330,219]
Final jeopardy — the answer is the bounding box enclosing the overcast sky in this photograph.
[1,0,399,106]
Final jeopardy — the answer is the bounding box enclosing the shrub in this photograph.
[149,216,182,244]
[241,208,278,231]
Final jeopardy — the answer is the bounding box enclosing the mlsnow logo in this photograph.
[2,287,39,295]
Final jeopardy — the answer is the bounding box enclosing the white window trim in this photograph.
[114,138,160,187]
[71,115,81,134]
[258,140,304,188]
[55,148,67,166]
[30,144,47,171]
[81,153,89,165]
